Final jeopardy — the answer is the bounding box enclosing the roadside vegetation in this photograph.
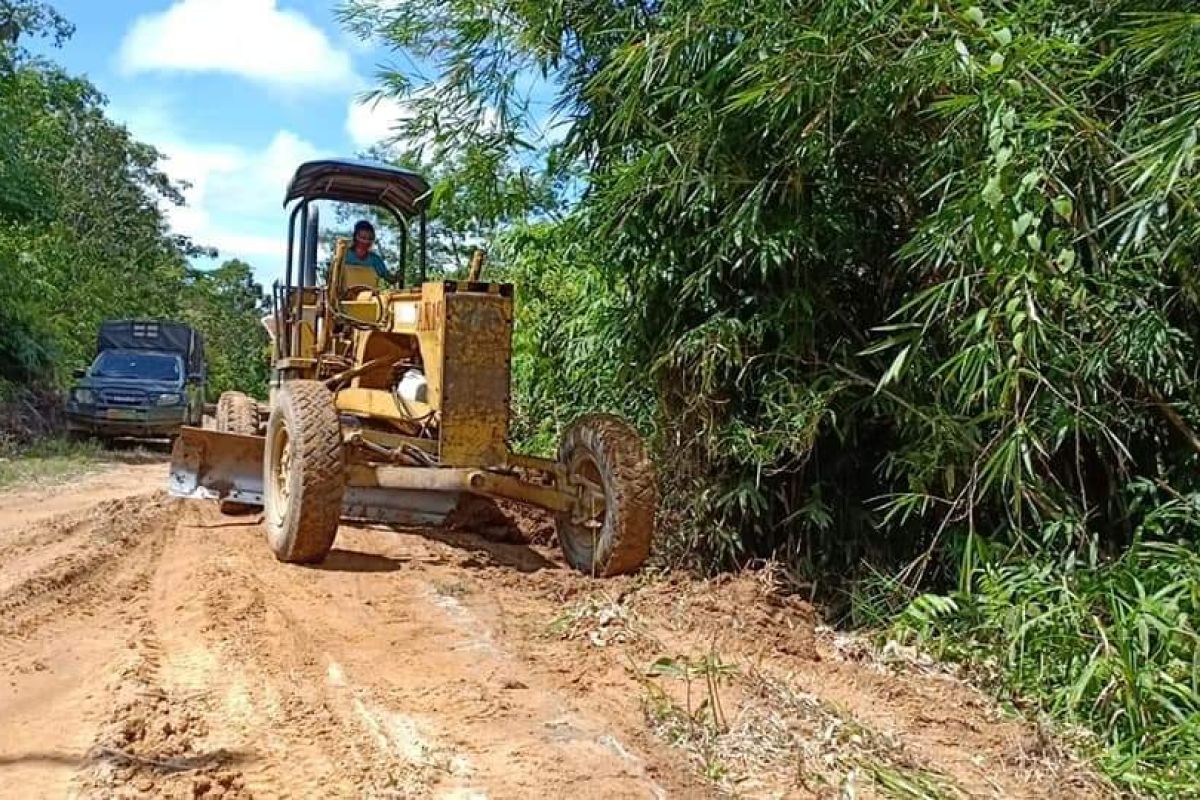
[0,434,104,489]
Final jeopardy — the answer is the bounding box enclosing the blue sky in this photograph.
[30,0,426,284]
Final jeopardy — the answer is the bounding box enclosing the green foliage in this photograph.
[493,220,654,454]
[0,434,104,488]
[895,488,1200,794]
[0,3,269,402]
[646,652,739,732]
[344,0,1200,547]
[180,260,270,399]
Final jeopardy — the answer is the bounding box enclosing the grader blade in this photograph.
[170,426,460,525]
[342,487,461,527]
[169,426,265,505]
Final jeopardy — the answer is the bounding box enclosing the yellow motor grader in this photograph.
[168,159,655,576]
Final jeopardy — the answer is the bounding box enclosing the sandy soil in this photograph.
[0,462,165,534]
[0,463,1107,799]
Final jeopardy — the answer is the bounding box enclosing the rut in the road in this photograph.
[147,505,693,799]
[0,495,173,654]
[0,491,185,799]
[77,615,252,800]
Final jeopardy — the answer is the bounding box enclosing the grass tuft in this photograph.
[0,435,109,490]
[640,661,966,797]
[894,531,1199,796]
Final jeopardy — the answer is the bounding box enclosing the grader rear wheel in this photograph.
[263,381,344,564]
[218,391,258,436]
[216,391,260,514]
[556,414,656,577]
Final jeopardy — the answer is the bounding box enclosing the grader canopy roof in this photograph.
[283,159,431,218]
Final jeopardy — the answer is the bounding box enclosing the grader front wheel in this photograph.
[556,414,657,577]
[263,381,344,564]
[216,391,260,514]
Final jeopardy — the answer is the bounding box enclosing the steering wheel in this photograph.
[337,284,386,326]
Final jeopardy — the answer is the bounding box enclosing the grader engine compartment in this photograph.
[420,281,513,467]
[169,157,656,577]
[282,279,516,467]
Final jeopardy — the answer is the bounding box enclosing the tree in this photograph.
[0,2,269,406]
[180,259,270,399]
[340,2,1200,790]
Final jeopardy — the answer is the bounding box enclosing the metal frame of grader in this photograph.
[169,159,655,577]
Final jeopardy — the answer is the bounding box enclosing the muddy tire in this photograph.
[216,391,260,514]
[217,391,259,437]
[263,381,344,564]
[556,414,656,577]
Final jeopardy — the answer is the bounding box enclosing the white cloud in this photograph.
[345,95,417,151]
[118,0,359,91]
[110,99,328,280]
[204,130,324,216]
[197,232,287,272]
[344,90,504,154]
[153,130,327,278]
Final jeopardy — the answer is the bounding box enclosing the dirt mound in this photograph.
[0,461,167,534]
[636,571,820,661]
[497,568,820,661]
[487,562,1105,798]
[78,617,251,800]
[83,688,251,799]
[0,494,175,641]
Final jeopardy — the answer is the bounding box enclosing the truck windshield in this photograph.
[91,351,181,381]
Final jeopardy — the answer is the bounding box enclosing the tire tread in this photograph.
[266,381,343,563]
[557,413,656,577]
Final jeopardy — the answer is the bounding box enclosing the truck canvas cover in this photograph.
[97,320,205,376]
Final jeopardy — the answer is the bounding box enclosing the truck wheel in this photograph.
[556,414,656,577]
[263,381,344,564]
[216,391,260,514]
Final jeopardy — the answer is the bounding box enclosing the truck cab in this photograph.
[66,320,205,442]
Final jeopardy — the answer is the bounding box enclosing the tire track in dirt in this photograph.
[0,496,173,648]
[465,566,1109,799]
[1,461,1104,799]
[0,475,179,799]
[185,557,375,798]
[75,612,252,800]
[160,507,696,799]
[0,461,165,535]
[73,499,435,799]
[413,581,673,792]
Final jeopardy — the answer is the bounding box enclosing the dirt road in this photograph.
[0,463,1105,799]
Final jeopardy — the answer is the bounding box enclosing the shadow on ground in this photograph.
[311,548,405,573]
[413,527,559,574]
[100,438,173,462]
[0,747,256,774]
